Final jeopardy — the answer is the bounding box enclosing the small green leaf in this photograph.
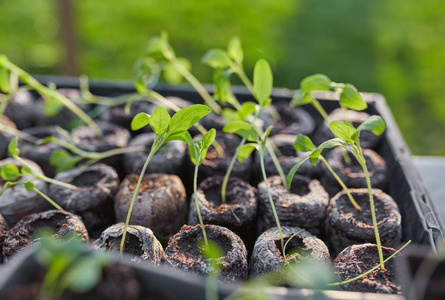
[237,144,257,163]
[1,163,21,181]
[185,132,194,146]
[316,138,349,150]
[294,135,315,152]
[290,92,314,106]
[223,121,258,141]
[0,67,10,93]
[36,136,58,146]
[163,58,191,84]
[238,102,256,120]
[164,131,190,144]
[221,108,238,123]
[329,121,356,143]
[351,115,386,141]
[20,166,33,175]
[301,74,332,93]
[202,129,216,150]
[309,149,322,166]
[24,181,35,191]
[188,143,199,166]
[340,83,367,111]
[149,106,170,135]
[49,150,83,173]
[213,68,233,104]
[8,136,19,157]
[167,104,212,136]
[253,59,273,106]
[286,157,310,189]
[202,49,232,69]
[131,113,150,131]
[227,37,243,63]
[43,97,64,117]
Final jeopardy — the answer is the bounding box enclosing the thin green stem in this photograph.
[260,151,284,252]
[221,137,246,203]
[33,187,64,211]
[311,99,329,122]
[194,149,208,247]
[120,140,159,253]
[234,66,254,96]
[320,156,361,211]
[282,229,305,264]
[266,141,287,188]
[329,240,411,286]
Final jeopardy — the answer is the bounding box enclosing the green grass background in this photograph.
[0,0,444,155]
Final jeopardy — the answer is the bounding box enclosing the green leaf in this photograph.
[36,136,58,146]
[253,59,273,106]
[24,181,35,191]
[238,102,256,121]
[202,129,216,150]
[1,163,21,181]
[293,135,315,152]
[8,136,19,157]
[201,49,232,69]
[43,97,64,117]
[286,156,310,189]
[0,67,10,93]
[329,121,356,143]
[351,115,386,141]
[221,108,238,122]
[237,144,257,163]
[227,37,243,63]
[131,113,150,131]
[163,58,191,84]
[340,83,367,111]
[316,138,349,150]
[164,131,190,144]
[167,104,212,136]
[301,74,332,93]
[213,68,233,105]
[49,150,83,173]
[290,92,314,106]
[188,143,199,166]
[309,149,322,166]
[149,106,170,135]
[223,121,258,141]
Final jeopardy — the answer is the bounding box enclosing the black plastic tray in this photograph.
[0,75,443,299]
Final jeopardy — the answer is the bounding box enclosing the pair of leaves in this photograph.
[50,150,84,174]
[202,36,244,69]
[187,129,216,166]
[221,102,257,123]
[330,115,386,144]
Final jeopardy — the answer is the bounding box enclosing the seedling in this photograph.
[187,128,217,247]
[120,104,212,253]
[0,55,101,137]
[37,126,144,174]
[35,229,112,298]
[286,135,361,211]
[199,240,223,300]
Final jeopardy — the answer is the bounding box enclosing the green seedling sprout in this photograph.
[286,135,361,211]
[187,128,217,247]
[120,104,211,254]
[199,240,223,300]
[37,126,144,174]
[36,229,112,298]
[0,55,102,137]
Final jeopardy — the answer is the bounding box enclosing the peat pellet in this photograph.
[123,132,187,176]
[249,226,330,281]
[17,125,65,177]
[0,213,8,263]
[334,243,401,294]
[0,116,16,160]
[326,188,402,254]
[164,224,248,282]
[315,108,382,150]
[114,173,187,244]
[259,101,315,136]
[188,176,258,251]
[92,223,164,264]
[0,158,50,226]
[2,210,89,261]
[321,147,387,196]
[190,132,252,183]
[257,175,329,236]
[49,164,119,238]
[3,90,38,130]
[252,134,317,184]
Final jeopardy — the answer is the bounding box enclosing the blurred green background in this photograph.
[0,0,444,155]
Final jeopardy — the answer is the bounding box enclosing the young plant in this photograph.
[199,240,223,300]
[286,135,361,211]
[37,126,144,174]
[187,128,217,247]
[120,104,212,253]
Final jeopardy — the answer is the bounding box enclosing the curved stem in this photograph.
[260,152,284,252]
[282,229,305,264]
[234,66,254,96]
[120,140,159,253]
[311,98,330,123]
[33,187,64,211]
[319,155,361,211]
[194,150,208,247]
[221,137,246,203]
[266,141,287,188]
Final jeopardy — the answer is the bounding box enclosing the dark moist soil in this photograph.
[191,132,252,183]
[334,243,401,294]
[321,147,388,196]
[92,223,164,264]
[188,176,258,252]
[0,115,16,160]
[0,158,51,226]
[0,213,8,263]
[163,224,248,282]
[252,134,318,185]
[3,90,38,130]
[114,173,187,245]
[249,226,330,283]
[257,175,329,236]
[326,188,402,254]
[49,164,120,238]
[315,108,382,150]
[2,210,89,261]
